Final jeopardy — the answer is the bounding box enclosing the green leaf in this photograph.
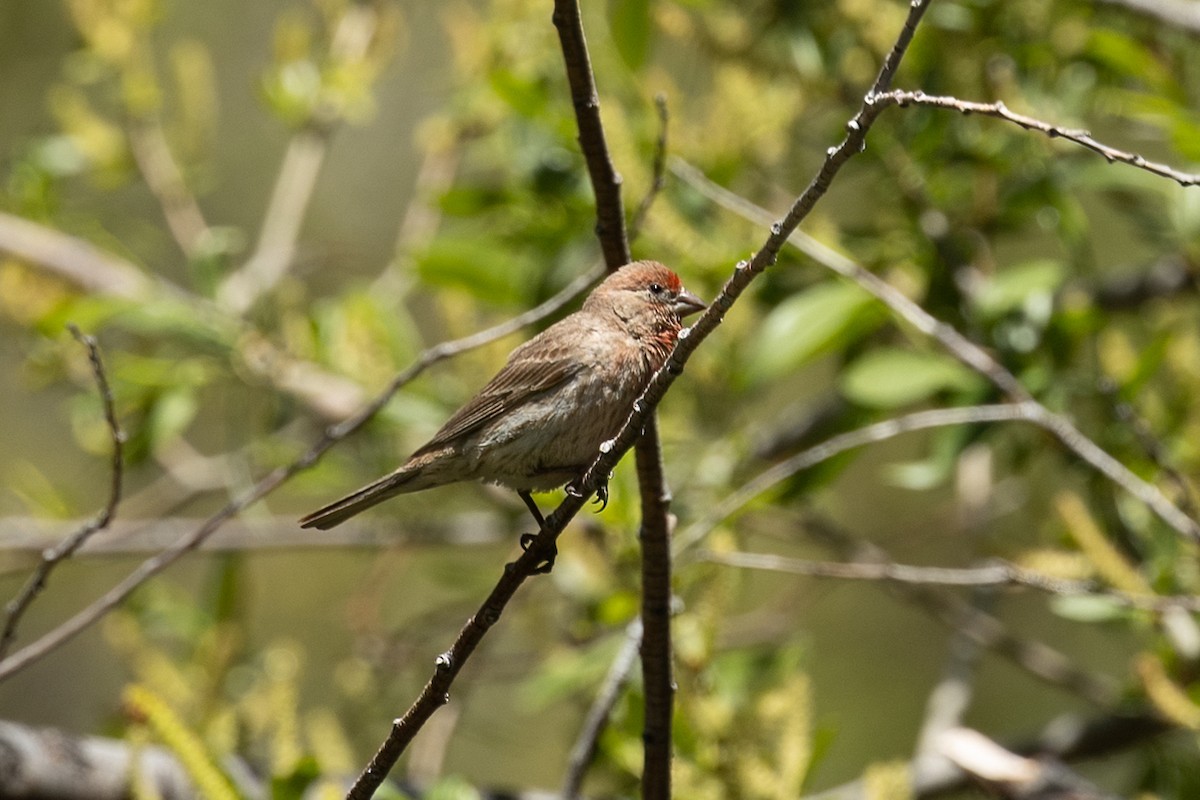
[1085,29,1173,92]
[416,237,537,307]
[747,281,881,382]
[884,424,974,490]
[488,68,547,118]
[840,349,984,409]
[971,259,1067,320]
[270,755,321,800]
[609,0,652,70]
[147,388,199,446]
[425,775,482,800]
[1050,594,1129,623]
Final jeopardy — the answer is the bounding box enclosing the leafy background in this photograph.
[1,0,1199,796]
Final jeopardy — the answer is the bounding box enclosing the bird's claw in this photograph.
[591,480,610,512]
[566,475,610,512]
[520,532,556,574]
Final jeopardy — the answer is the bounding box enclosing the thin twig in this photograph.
[873,90,1200,186]
[628,94,670,241]
[0,326,125,660]
[344,495,594,800]
[700,552,1200,612]
[675,405,1030,554]
[1097,377,1198,519]
[0,271,597,684]
[669,159,1200,542]
[701,552,1085,592]
[562,620,643,800]
[800,514,1121,708]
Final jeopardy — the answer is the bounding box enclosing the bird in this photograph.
[299,260,706,547]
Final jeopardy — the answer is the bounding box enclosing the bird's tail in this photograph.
[298,466,421,530]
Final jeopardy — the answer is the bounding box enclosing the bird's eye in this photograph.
[648,283,664,295]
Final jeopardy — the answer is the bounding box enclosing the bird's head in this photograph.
[585,260,707,322]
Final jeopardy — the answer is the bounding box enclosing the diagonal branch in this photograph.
[347,2,939,795]
[0,326,124,660]
[872,90,1200,186]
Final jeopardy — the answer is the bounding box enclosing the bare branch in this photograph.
[561,621,643,800]
[701,551,1086,592]
[701,551,1200,612]
[551,0,632,271]
[0,326,124,660]
[0,511,512,558]
[633,426,674,800]
[0,270,597,684]
[669,160,1200,542]
[628,94,670,241]
[873,90,1200,186]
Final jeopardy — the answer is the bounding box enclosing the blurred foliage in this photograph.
[3,0,1200,796]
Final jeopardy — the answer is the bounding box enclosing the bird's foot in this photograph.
[591,478,610,512]
[520,532,556,574]
[566,474,610,512]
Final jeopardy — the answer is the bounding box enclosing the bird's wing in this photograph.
[416,338,585,452]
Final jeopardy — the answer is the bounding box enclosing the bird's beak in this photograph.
[673,288,707,318]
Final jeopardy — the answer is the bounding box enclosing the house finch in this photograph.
[299,260,706,537]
